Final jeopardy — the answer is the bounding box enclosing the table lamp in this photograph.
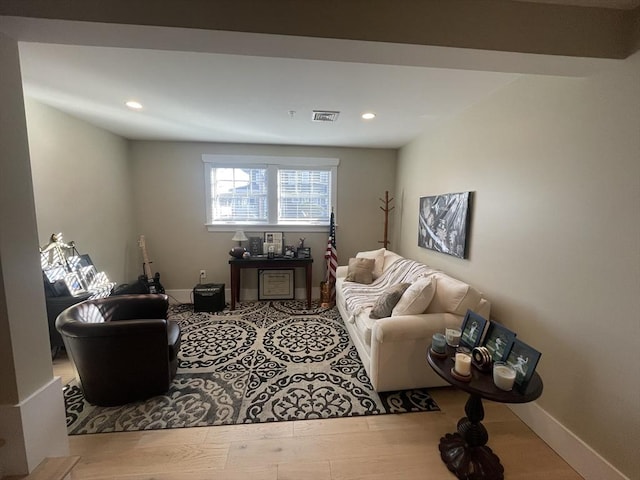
[232,230,248,246]
[230,230,248,258]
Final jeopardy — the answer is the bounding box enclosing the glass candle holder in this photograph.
[431,333,446,354]
[454,347,472,376]
[493,361,516,391]
[445,328,462,347]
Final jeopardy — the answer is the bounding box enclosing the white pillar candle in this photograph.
[493,363,516,391]
[454,352,472,376]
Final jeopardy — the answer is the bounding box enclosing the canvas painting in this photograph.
[418,191,472,259]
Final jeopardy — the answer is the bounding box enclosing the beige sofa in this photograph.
[336,249,490,392]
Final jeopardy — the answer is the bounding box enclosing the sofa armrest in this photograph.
[336,265,348,279]
[369,312,460,391]
[373,313,462,343]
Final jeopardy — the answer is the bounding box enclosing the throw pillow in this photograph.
[392,275,436,316]
[370,283,411,319]
[345,257,376,284]
[356,248,386,279]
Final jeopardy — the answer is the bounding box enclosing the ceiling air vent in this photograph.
[311,110,340,123]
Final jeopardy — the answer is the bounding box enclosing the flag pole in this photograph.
[322,208,337,307]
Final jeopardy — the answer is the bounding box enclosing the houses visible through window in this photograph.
[203,155,338,228]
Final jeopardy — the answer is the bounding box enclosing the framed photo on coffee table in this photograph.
[460,309,487,349]
[482,321,516,362]
[505,339,541,388]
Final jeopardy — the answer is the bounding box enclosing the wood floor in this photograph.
[51,353,583,480]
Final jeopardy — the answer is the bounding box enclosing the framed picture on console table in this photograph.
[460,309,487,349]
[264,232,283,254]
[258,269,295,300]
[482,321,516,362]
[505,339,541,388]
[248,236,263,256]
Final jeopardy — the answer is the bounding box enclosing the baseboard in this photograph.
[509,402,629,480]
[0,377,69,476]
[166,287,318,306]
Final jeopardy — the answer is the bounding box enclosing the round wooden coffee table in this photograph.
[427,347,543,480]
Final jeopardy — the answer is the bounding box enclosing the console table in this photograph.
[427,347,543,480]
[229,256,313,310]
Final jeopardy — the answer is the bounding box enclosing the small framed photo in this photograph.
[482,321,516,362]
[43,265,67,283]
[460,309,488,349]
[264,232,283,245]
[64,272,86,297]
[505,339,541,388]
[297,247,311,258]
[248,236,263,256]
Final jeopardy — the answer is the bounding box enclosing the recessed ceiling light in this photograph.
[125,101,143,110]
[361,112,376,120]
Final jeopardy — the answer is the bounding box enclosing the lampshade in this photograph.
[232,230,248,242]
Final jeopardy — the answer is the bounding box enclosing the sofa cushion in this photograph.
[345,257,376,284]
[353,308,376,347]
[392,276,436,316]
[370,283,410,319]
[382,250,404,272]
[356,248,386,279]
[425,273,483,316]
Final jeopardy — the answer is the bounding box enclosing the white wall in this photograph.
[25,99,137,284]
[0,33,68,476]
[129,141,396,293]
[396,52,640,479]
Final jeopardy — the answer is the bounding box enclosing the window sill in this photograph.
[206,224,330,233]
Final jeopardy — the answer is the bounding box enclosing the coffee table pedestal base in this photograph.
[438,393,504,480]
[427,349,543,480]
[439,433,504,480]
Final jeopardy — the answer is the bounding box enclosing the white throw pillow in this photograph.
[392,276,436,316]
[356,248,386,279]
[425,272,483,316]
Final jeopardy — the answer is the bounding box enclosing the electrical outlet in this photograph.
[199,270,206,280]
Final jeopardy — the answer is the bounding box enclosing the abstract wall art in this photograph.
[418,191,472,259]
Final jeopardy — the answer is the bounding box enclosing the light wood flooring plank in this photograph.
[53,355,583,480]
[292,416,370,437]
[133,426,210,448]
[4,456,81,480]
[203,421,295,444]
[277,460,332,480]
[226,422,450,469]
[330,452,452,480]
[108,464,279,480]
[71,444,228,479]
[67,432,142,457]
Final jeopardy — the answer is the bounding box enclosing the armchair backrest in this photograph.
[55,294,176,406]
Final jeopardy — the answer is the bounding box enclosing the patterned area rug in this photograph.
[63,300,439,434]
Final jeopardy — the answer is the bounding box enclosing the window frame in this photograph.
[203,154,339,232]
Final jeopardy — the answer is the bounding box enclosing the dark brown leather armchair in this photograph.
[56,294,180,406]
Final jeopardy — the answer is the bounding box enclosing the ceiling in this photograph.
[18,42,524,149]
[6,0,639,149]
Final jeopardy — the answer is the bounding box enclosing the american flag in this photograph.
[325,210,338,301]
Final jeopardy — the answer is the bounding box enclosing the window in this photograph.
[203,155,338,229]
